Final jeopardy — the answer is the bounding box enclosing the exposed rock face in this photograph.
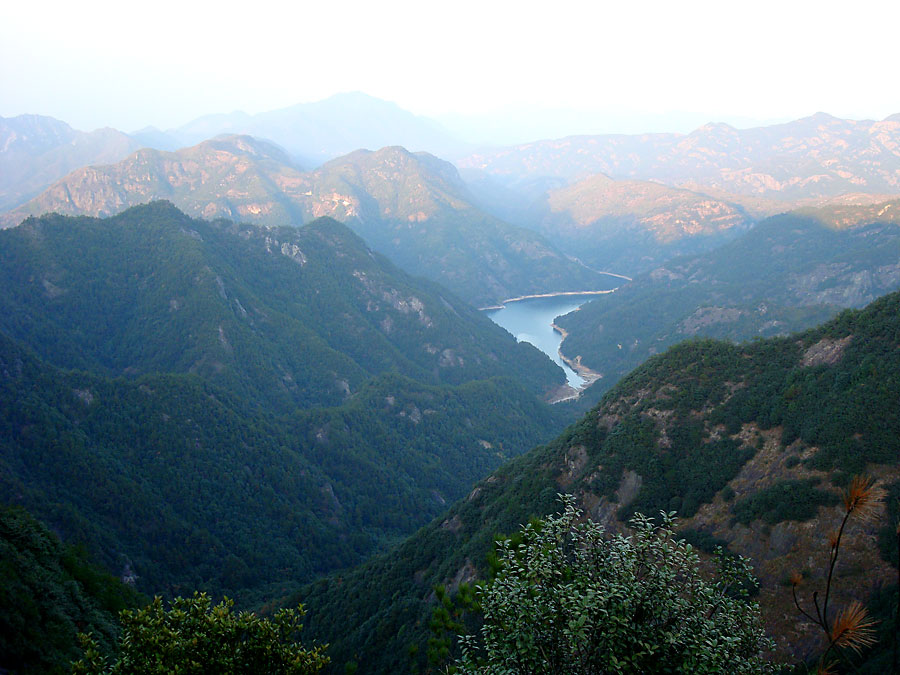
[801,336,852,367]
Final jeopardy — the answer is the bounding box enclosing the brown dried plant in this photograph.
[791,474,884,672]
[829,600,877,654]
[842,475,883,523]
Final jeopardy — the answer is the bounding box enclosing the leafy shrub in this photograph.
[455,496,774,674]
[73,593,328,674]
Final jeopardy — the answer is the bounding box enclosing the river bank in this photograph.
[482,291,615,401]
[479,289,616,311]
[551,321,603,401]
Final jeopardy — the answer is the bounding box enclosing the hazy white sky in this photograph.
[3,0,899,134]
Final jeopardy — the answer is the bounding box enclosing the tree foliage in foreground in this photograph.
[0,506,142,674]
[73,593,328,674]
[455,496,775,674]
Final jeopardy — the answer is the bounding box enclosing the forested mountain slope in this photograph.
[0,506,142,673]
[298,291,900,672]
[0,201,576,609]
[0,201,565,412]
[0,331,564,602]
[3,141,612,306]
[558,200,900,406]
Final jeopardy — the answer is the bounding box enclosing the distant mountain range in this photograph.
[0,93,469,213]
[5,104,900,286]
[556,199,900,405]
[0,114,139,211]
[140,92,467,164]
[2,137,612,306]
[458,112,900,201]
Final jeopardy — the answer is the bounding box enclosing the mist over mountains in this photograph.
[0,115,139,211]
[2,92,900,672]
[1,137,613,307]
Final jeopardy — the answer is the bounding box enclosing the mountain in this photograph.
[1,135,310,229]
[555,200,900,404]
[0,202,572,603]
[0,114,140,211]
[128,125,184,151]
[534,173,754,273]
[0,202,566,411]
[297,291,900,672]
[458,113,900,202]
[3,140,614,306]
[307,146,616,304]
[170,92,466,163]
[0,332,565,603]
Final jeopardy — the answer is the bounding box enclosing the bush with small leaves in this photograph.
[455,495,774,674]
[72,592,328,674]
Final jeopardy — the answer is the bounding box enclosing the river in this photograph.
[484,293,605,388]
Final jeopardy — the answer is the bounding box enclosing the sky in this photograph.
[3,0,899,139]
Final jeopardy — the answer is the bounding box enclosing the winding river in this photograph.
[484,293,607,388]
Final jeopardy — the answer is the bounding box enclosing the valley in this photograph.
[484,293,610,389]
[2,99,899,674]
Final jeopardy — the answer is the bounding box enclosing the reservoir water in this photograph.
[485,294,602,388]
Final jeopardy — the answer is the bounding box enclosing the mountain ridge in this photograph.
[2,141,614,306]
[297,290,900,672]
[458,112,900,201]
[0,114,140,211]
[0,202,567,409]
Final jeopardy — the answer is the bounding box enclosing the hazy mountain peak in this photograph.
[1,114,76,151]
[695,121,738,134]
[807,110,840,123]
[0,114,140,212]
[199,134,296,164]
[166,93,465,163]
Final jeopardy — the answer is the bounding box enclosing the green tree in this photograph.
[73,592,328,674]
[455,495,774,674]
